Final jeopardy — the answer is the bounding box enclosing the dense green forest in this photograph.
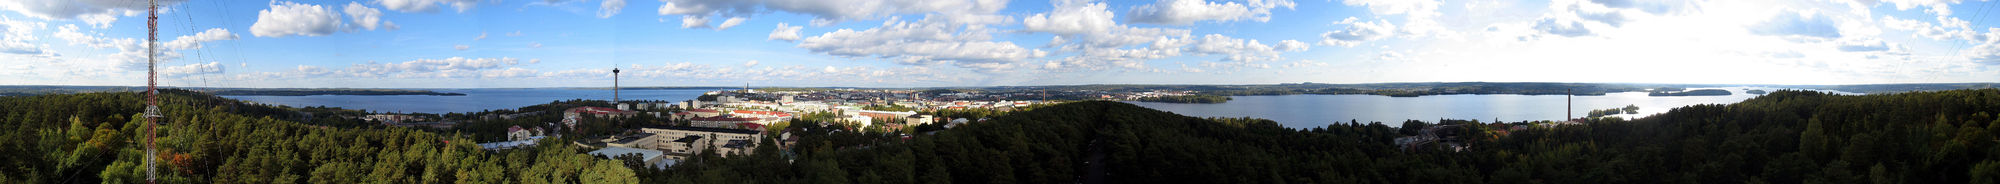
[645,89,2000,183]
[11,88,2000,183]
[0,89,635,183]
[1133,95,1232,103]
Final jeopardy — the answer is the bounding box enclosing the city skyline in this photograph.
[3,0,1999,88]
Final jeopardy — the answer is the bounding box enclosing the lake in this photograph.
[221,88,718,114]
[1128,87,1856,128]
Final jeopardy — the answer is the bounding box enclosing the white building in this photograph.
[588,146,670,169]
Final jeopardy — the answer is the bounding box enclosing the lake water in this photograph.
[221,88,717,114]
[1128,87,1857,128]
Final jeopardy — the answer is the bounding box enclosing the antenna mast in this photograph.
[144,0,162,183]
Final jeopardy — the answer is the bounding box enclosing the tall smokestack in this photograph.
[1566,88,1572,120]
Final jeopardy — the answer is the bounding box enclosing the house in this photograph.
[588,146,670,169]
[637,125,765,157]
[685,109,724,118]
[507,125,533,141]
[690,117,777,129]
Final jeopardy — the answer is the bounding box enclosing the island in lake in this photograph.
[1649,89,1733,96]
[208,89,468,96]
[1746,89,1768,94]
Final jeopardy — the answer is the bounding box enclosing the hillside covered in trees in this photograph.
[0,90,635,183]
[8,88,2000,183]
[659,89,2000,183]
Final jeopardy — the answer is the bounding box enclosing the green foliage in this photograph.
[0,89,634,183]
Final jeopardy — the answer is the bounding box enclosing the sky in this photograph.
[1,0,1998,88]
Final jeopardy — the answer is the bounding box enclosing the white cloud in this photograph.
[797,17,1039,68]
[1022,0,1118,35]
[1749,10,1842,39]
[529,42,543,48]
[1343,0,1439,17]
[454,44,470,50]
[1190,34,1283,63]
[164,28,237,50]
[507,31,524,36]
[599,0,627,18]
[0,16,50,55]
[0,0,189,28]
[680,16,710,28]
[1275,39,1308,52]
[374,0,480,13]
[1880,0,1957,16]
[769,23,803,41]
[162,62,224,77]
[716,17,748,30]
[1319,17,1395,47]
[1340,0,1450,38]
[1127,0,1296,25]
[251,1,343,38]
[653,0,1008,25]
[343,2,385,31]
[1531,16,1592,37]
[475,32,488,41]
[743,60,760,67]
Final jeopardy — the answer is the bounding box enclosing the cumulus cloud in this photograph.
[1749,10,1842,39]
[599,0,626,18]
[251,1,343,38]
[164,28,237,50]
[769,23,803,41]
[716,17,748,30]
[680,16,710,28]
[1022,1,1120,35]
[344,2,385,31]
[1319,17,1395,47]
[797,17,1040,68]
[162,62,224,77]
[375,0,480,13]
[0,0,189,28]
[1126,0,1296,25]
[0,16,50,55]
[1531,17,1592,37]
[1190,34,1284,63]
[1275,40,1308,52]
[653,0,1008,26]
[52,24,231,71]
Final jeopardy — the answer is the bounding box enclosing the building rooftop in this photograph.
[643,125,763,134]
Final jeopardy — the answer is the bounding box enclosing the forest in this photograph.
[641,89,2000,183]
[9,88,2000,183]
[0,89,636,183]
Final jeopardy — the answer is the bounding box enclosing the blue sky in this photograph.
[2,0,1998,88]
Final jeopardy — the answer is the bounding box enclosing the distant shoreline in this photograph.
[208,89,467,96]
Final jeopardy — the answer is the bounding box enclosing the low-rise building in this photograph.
[588,146,670,169]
